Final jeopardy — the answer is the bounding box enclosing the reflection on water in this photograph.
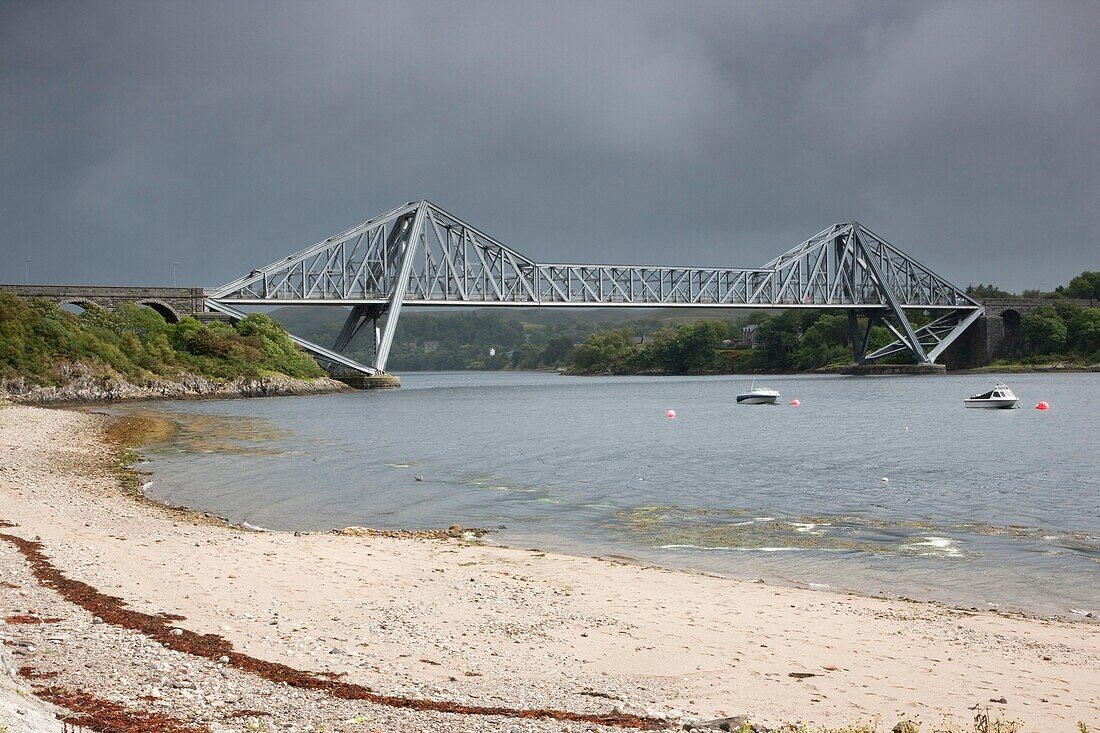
[121,371,1100,617]
[118,409,294,457]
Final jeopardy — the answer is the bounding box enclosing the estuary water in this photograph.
[124,371,1100,617]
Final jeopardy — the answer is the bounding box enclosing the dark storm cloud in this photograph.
[1,0,1097,291]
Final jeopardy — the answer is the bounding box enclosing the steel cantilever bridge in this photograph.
[206,200,983,376]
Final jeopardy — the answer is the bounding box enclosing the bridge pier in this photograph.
[334,374,401,389]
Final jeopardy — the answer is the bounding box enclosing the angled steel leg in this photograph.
[866,307,985,363]
[205,298,378,375]
[374,203,427,372]
[334,304,387,352]
[925,307,984,362]
[853,228,930,363]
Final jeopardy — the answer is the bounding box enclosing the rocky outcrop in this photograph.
[1,364,348,405]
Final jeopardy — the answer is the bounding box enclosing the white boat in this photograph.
[737,378,780,405]
[964,382,1019,409]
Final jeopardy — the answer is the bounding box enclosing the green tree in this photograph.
[750,311,800,371]
[1021,309,1068,353]
[114,303,169,341]
[541,335,574,365]
[791,313,850,370]
[654,321,728,373]
[235,312,323,378]
[569,330,637,373]
[1065,271,1100,300]
[966,283,1014,299]
[1067,308,1100,353]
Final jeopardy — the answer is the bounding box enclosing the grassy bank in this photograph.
[0,294,347,404]
[0,293,324,388]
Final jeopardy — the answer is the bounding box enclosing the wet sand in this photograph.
[1,404,1097,732]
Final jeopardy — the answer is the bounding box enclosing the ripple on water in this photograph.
[609,505,1100,563]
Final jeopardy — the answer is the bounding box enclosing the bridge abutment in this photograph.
[968,298,1096,366]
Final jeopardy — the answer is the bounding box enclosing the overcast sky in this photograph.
[2,0,1097,292]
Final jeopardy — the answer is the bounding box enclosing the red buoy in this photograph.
[790,399,801,407]
[666,409,676,418]
[1035,401,1049,411]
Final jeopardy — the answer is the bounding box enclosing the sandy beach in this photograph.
[1,404,1097,732]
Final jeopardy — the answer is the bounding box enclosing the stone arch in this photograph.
[59,299,99,315]
[137,300,181,323]
[1000,309,1023,356]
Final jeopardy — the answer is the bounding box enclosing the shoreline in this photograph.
[0,370,349,406]
[1,405,1098,731]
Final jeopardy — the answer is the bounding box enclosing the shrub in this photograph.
[0,294,325,386]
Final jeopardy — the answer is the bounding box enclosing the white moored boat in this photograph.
[737,378,780,405]
[964,383,1019,409]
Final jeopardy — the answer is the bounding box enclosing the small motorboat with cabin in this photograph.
[964,382,1019,409]
[737,378,780,405]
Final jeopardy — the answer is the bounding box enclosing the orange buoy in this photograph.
[666,409,676,418]
[790,399,801,407]
[1035,401,1049,411]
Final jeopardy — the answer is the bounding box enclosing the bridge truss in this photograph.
[207,200,982,375]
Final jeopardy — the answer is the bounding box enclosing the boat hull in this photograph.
[963,398,1018,409]
[737,394,779,405]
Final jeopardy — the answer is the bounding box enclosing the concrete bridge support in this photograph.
[0,285,205,323]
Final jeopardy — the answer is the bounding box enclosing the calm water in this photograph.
[121,372,1100,617]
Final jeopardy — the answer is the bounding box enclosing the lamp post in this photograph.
[25,259,29,285]
[173,261,179,287]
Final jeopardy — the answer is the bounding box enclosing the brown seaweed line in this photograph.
[35,685,209,733]
[18,665,60,680]
[0,528,661,729]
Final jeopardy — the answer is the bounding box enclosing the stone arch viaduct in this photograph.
[0,285,205,324]
[946,297,1098,367]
